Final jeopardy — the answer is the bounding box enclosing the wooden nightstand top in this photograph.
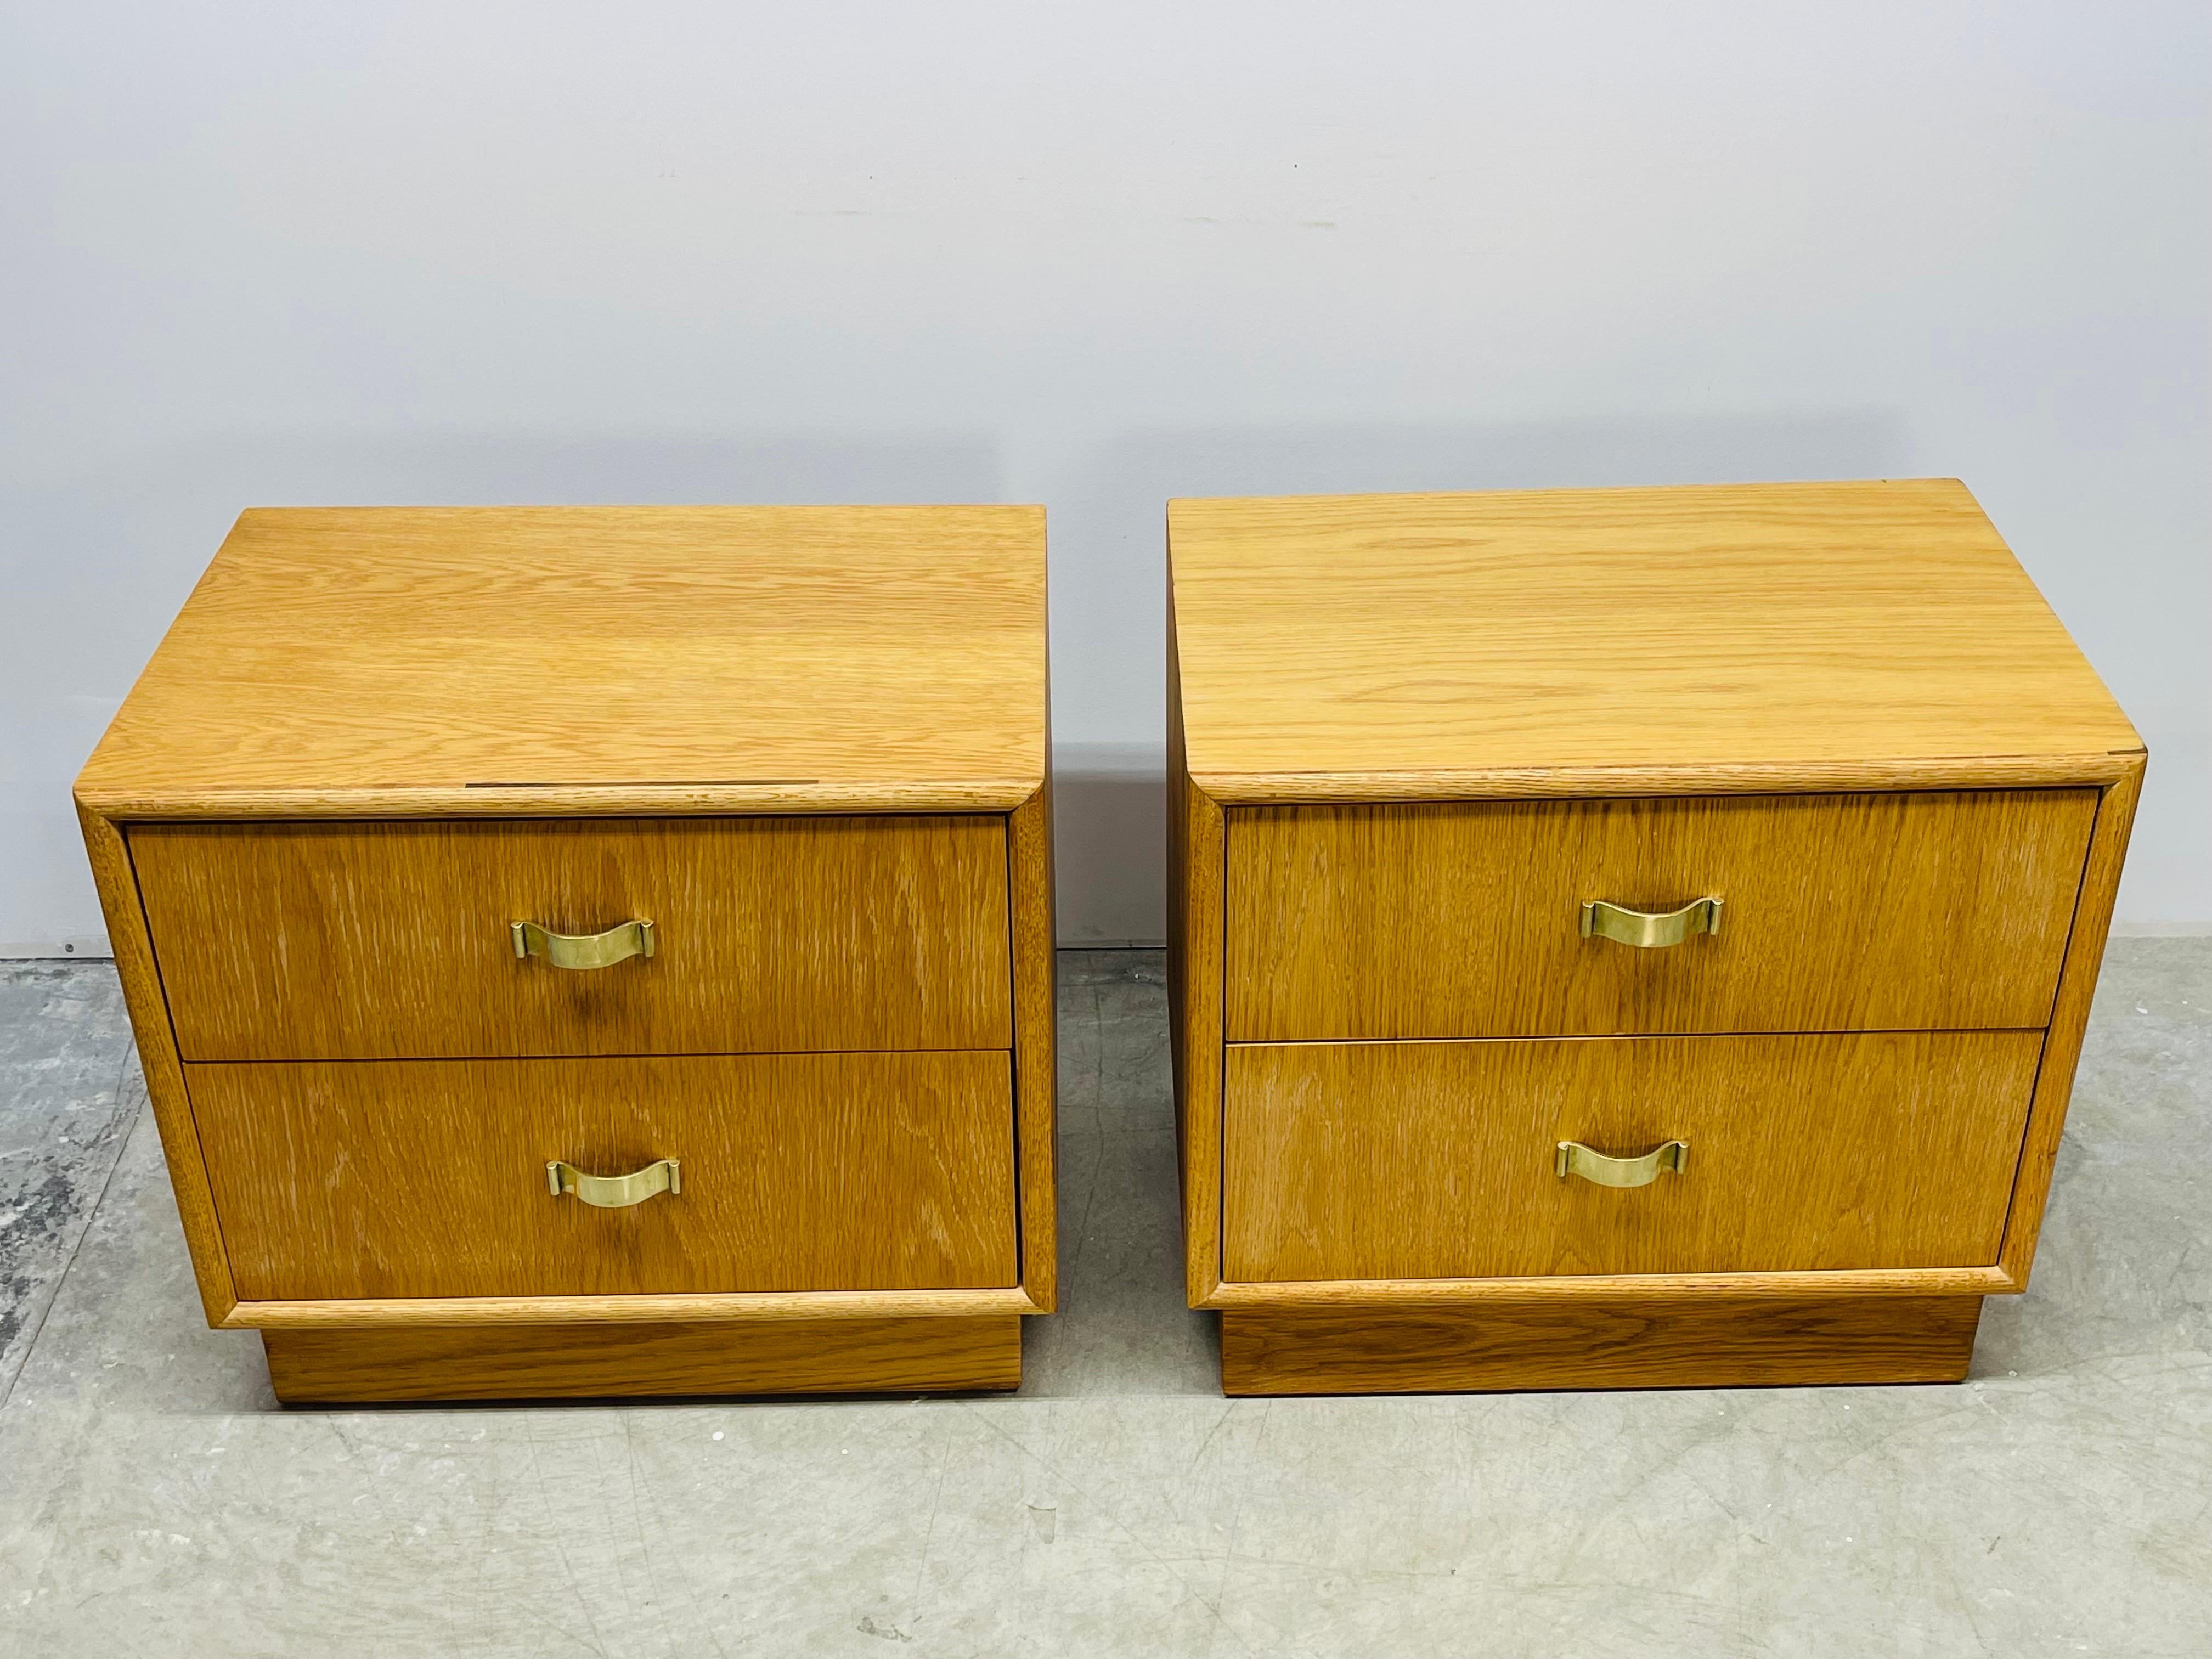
[1169,479,2140,801]
[79,505,1048,817]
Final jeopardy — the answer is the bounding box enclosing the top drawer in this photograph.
[1226,789,2096,1041]
[132,816,1011,1061]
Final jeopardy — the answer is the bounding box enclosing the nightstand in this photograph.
[78,506,1056,1402]
[1167,480,2141,1395]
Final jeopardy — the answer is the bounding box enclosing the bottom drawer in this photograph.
[192,1051,1018,1301]
[1223,1031,2043,1283]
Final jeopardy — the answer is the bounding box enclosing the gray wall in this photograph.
[4,2,2205,949]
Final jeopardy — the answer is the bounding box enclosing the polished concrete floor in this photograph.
[1,944,2207,1656]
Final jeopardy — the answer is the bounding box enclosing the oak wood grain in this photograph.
[76,505,1056,1398]
[1167,479,2138,1396]
[77,506,1047,819]
[2000,753,2146,1285]
[1200,1265,2015,1308]
[263,1314,1022,1403]
[1219,1297,1982,1395]
[1224,1031,2042,1282]
[1167,571,1227,1303]
[1204,753,2136,806]
[191,1051,1018,1301]
[133,815,1010,1060]
[1008,786,1059,1311]
[226,1286,1043,1328]
[1227,789,2096,1041]
[1169,480,2138,794]
[75,806,237,1322]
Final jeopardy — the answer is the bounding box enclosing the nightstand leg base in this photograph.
[1219,1296,1982,1396]
[262,1314,1023,1404]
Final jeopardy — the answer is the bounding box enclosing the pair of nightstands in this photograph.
[80,483,2139,1403]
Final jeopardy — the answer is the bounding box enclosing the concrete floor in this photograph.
[0,944,2207,1656]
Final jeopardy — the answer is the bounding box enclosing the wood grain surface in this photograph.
[1200,1264,2015,1309]
[133,815,1010,1060]
[1192,754,2136,806]
[263,1314,1022,1403]
[1219,1297,1982,1395]
[1226,789,2096,1041]
[226,1286,1043,1328]
[76,505,1047,819]
[191,1051,1019,1301]
[1008,786,1060,1311]
[1223,1031,2043,1282]
[75,806,238,1322]
[1168,481,2138,795]
[2000,755,2146,1285]
[1167,572,1227,1303]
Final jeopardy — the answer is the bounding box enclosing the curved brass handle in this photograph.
[511,918,656,969]
[1580,897,1722,948]
[1556,1141,1689,1187]
[546,1159,681,1207]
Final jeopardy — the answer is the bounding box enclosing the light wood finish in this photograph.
[1172,479,2140,1395]
[1196,754,2137,805]
[133,815,1010,1061]
[78,505,1055,1403]
[1169,480,2140,799]
[1225,1032,2042,1282]
[228,1266,2013,1325]
[75,805,238,1323]
[263,1314,1022,1403]
[1007,786,1060,1310]
[1200,1265,2016,1308]
[1220,1298,1982,1396]
[225,1286,1043,1328]
[1227,790,2095,1041]
[191,1051,1017,1301]
[1167,570,1227,1303]
[2000,754,2145,1284]
[77,506,1047,820]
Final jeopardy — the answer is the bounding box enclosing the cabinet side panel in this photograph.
[1009,786,1058,1311]
[75,803,237,1323]
[1169,571,1226,1302]
[1998,752,2145,1286]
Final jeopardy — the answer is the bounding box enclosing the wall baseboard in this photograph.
[0,936,110,961]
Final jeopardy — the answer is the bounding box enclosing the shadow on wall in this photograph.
[1046,408,1916,944]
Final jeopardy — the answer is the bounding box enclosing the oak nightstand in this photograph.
[78,506,1056,1403]
[1167,480,2141,1396]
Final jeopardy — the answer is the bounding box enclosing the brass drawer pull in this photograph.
[546,1158,681,1207]
[1580,896,1723,948]
[511,918,656,969]
[1555,1140,1689,1187]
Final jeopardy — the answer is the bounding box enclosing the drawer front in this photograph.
[133,816,1011,1060]
[1226,789,2095,1041]
[1223,1031,2042,1282]
[191,1051,1018,1300]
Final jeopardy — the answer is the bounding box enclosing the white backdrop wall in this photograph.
[3,2,2206,949]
